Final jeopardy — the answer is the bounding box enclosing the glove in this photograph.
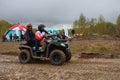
[44,34,48,39]
[43,30,48,34]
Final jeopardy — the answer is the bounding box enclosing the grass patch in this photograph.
[70,40,120,54]
[0,39,120,55]
[0,42,19,54]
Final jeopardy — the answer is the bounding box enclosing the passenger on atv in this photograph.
[24,24,35,47]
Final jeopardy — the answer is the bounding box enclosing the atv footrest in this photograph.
[32,56,49,60]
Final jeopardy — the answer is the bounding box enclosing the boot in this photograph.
[34,51,40,56]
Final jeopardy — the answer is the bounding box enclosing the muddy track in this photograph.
[0,54,120,80]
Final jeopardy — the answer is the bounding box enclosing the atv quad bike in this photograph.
[18,35,71,65]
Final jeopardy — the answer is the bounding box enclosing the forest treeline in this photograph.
[0,20,13,38]
[0,14,120,39]
[73,13,120,37]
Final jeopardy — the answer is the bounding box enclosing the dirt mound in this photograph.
[0,51,19,56]
[78,53,120,59]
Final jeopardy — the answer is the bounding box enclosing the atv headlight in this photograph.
[60,43,66,47]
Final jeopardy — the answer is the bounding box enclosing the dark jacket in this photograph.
[24,30,35,42]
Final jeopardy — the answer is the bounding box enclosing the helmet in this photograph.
[38,24,46,31]
[26,24,32,30]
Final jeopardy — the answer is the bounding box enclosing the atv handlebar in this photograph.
[45,34,56,38]
[45,34,67,43]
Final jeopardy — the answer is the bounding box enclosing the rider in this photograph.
[35,24,48,53]
[24,24,35,46]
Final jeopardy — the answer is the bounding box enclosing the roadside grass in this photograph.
[0,39,120,55]
[0,41,19,54]
[70,40,120,54]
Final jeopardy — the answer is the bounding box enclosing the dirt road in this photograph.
[0,54,120,80]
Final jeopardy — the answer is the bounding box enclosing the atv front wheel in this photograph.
[66,52,72,62]
[50,49,66,65]
[19,50,32,63]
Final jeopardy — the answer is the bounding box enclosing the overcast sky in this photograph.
[0,0,120,26]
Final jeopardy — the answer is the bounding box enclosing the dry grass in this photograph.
[0,41,19,54]
[0,39,120,55]
[70,39,120,54]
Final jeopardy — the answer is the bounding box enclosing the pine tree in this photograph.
[116,15,120,35]
[78,13,86,27]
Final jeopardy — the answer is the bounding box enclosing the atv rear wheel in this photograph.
[19,50,32,63]
[50,49,66,65]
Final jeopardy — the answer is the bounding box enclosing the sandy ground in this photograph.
[0,39,120,80]
[0,54,120,80]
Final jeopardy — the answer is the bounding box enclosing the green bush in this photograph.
[0,20,13,38]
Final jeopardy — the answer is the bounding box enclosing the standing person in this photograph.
[21,34,24,41]
[13,34,17,41]
[35,24,48,54]
[72,29,75,37]
[62,31,66,39]
[56,31,62,38]
[20,31,24,41]
[2,34,5,42]
[24,24,35,46]
[10,34,12,41]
